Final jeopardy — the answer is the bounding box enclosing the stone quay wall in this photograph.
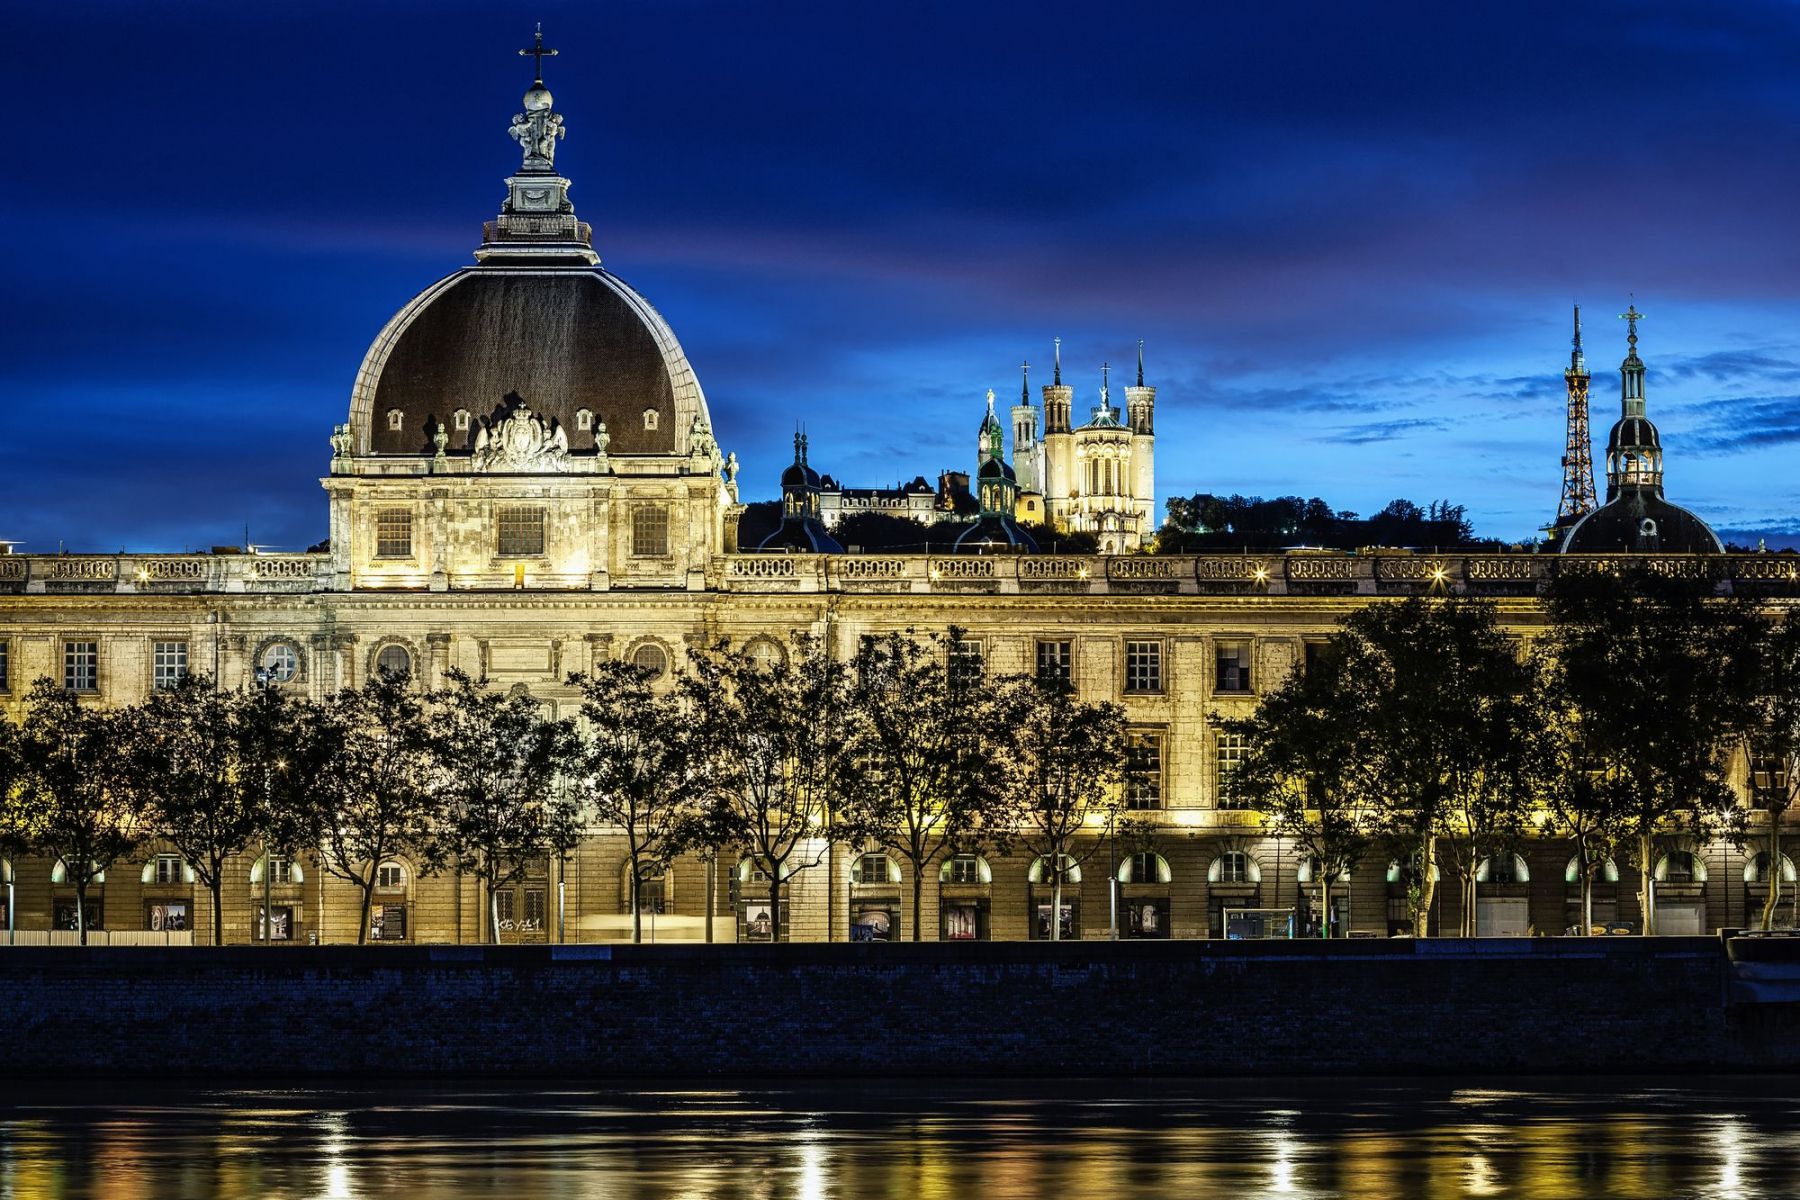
[0,937,1794,1078]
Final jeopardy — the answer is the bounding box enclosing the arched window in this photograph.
[249,853,304,886]
[1476,854,1530,885]
[643,408,659,431]
[851,852,900,885]
[745,637,786,672]
[387,409,404,431]
[1296,856,1350,885]
[1027,856,1082,885]
[140,854,195,886]
[939,854,992,885]
[50,861,106,885]
[1745,853,1798,884]
[630,643,668,680]
[1209,851,1260,885]
[1117,852,1172,885]
[1386,860,1441,884]
[1655,851,1707,884]
[453,409,471,432]
[576,408,594,431]
[1565,855,1621,884]
[375,644,412,679]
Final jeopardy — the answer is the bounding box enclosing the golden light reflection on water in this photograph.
[2,1081,1800,1199]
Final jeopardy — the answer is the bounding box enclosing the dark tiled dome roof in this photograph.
[1607,415,1661,449]
[1561,491,1723,555]
[352,266,707,456]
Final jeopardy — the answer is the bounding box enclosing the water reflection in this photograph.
[2,1079,1798,1199]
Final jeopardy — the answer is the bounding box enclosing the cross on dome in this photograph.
[520,23,559,82]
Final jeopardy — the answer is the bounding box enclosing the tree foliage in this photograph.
[569,660,701,943]
[838,628,1014,941]
[681,635,855,941]
[1544,568,1765,933]
[424,670,582,943]
[1157,493,1482,552]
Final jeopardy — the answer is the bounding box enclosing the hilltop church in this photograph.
[0,41,1784,948]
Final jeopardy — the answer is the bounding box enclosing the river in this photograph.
[2,1078,1797,1198]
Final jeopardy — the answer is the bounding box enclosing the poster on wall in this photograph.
[851,909,892,942]
[1126,899,1168,938]
[147,903,189,932]
[1034,902,1076,941]
[943,905,979,941]
[743,903,774,941]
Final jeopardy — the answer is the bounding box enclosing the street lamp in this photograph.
[255,666,277,946]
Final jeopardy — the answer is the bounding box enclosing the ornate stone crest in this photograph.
[473,399,569,472]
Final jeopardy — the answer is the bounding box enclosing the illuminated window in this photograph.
[1035,639,1072,686]
[376,862,406,890]
[1215,640,1252,693]
[153,854,184,885]
[851,853,894,885]
[1124,640,1162,693]
[1125,731,1163,810]
[386,409,403,431]
[497,506,545,557]
[259,642,299,683]
[1216,733,1251,809]
[948,639,984,691]
[152,641,188,690]
[943,854,987,885]
[63,641,98,692]
[376,644,411,678]
[1214,851,1253,884]
[375,509,413,559]
[631,507,669,558]
[631,643,668,680]
[266,855,294,885]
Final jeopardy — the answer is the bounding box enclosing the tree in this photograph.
[299,671,438,944]
[3,681,146,943]
[1293,598,1538,938]
[569,660,701,944]
[838,628,1013,941]
[1001,677,1128,941]
[1524,646,1632,935]
[1730,616,1800,930]
[682,635,854,942]
[124,676,295,945]
[425,671,582,944]
[1544,567,1765,934]
[1218,638,1379,938]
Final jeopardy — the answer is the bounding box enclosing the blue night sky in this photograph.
[4,1,1799,551]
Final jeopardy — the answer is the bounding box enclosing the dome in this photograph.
[1561,491,1723,555]
[349,266,711,458]
[780,459,823,489]
[758,521,844,554]
[1608,415,1661,450]
[955,514,1038,553]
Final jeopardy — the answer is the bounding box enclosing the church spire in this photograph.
[1021,359,1031,405]
[1053,337,1062,386]
[1619,300,1646,419]
[1136,339,1145,387]
[477,26,596,265]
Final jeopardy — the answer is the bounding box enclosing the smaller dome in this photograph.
[978,457,1017,484]
[523,84,554,111]
[955,514,1038,553]
[1562,491,1722,555]
[781,460,823,489]
[758,520,843,554]
[1609,416,1661,449]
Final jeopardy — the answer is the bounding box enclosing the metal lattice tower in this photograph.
[1557,304,1597,522]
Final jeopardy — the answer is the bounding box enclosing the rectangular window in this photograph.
[1035,639,1073,686]
[1124,640,1163,694]
[376,863,405,890]
[55,901,104,931]
[154,854,183,885]
[631,507,670,558]
[63,641,98,692]
[1302,640,1326,676]
[524,888,547,929]
[496,506,545,557]
[266,855,293,886]
[375,508,413,559]
[152,641,188,690]
[1126,732,1163,810]
[495,889,516,925]
[0,638,9,692]
[1216,733,1252,809]
[854,853,890,884]
[948,639,985,691]
[1215,640,1253,693]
